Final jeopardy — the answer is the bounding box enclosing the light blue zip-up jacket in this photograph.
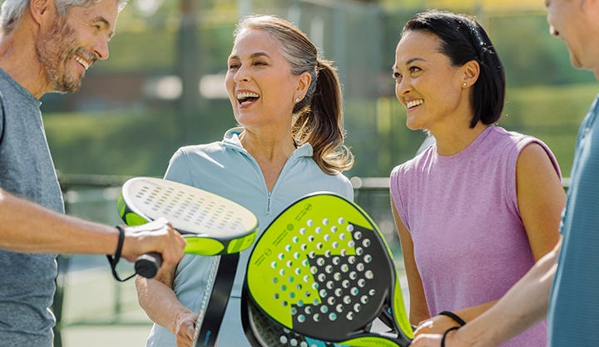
[146,128,353,346]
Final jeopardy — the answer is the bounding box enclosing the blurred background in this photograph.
[49,0,589,345]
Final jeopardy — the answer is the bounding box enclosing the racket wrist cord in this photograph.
[438,311,467,327]
[106,225,135,282]
[441,326,460,347]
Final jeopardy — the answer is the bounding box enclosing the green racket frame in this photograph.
[245,193,413,346]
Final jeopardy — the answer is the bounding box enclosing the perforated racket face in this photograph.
[245,294,346,347]
[119,177,258,254]
[247,194,395,342]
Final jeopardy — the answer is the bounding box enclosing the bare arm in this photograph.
[136,263,197,347]
[411,238,559,347]
[516,143,565,261]
[0,188,185,266]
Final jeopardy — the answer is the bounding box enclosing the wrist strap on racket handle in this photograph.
[135,252,162,279]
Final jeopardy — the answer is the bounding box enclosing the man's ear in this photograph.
[29,0,52,25]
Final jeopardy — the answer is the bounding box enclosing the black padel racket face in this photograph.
[244,193,412,347]
[118,177,258,256]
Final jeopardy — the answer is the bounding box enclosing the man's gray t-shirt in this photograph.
[0,68,64,346]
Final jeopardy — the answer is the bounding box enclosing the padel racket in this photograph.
[192,253,239,347]
[244,193,413,347]
[117,177,258,278]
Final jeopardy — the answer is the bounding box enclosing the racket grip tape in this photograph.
[135,252,162,278]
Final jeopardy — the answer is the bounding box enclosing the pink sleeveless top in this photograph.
[390,126,560,347]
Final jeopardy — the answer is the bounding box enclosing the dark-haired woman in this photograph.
[389,10,566,347]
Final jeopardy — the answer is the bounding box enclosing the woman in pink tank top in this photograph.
[389,10,566,347]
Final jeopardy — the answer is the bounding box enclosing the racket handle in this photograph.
[135,252,162,279]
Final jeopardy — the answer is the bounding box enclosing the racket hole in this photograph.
[317,274,326,282]
[329,313,337,321]
[338,217,345,224]
[288,276,295,283]
[306,219,313,227]
[355,231,362,240]
[354,303,362,312]
[292,236,299,243]
[336,304,344,312]
[363,239,371,248]
[315,227,322,234]
[279,336,288,344]
[358,279,366,287]
[320,306,329,313]
[356,247,364,256]
[351,288,359,296]
[369,289,376,296]
[324,234,330,242]
[300,228,306,235]
[341,264,349,272]
[360,295,369,304]
[333,273,341,281]
[348,241,355,248]
[346,312,354,320]
[335,289,343,297]
[365,270,374,279]
[278,253,285,260]
[332,242,339,249]
[343,296,351,304]
[313,313,320,322]
[326,281,334,289]
[364,254,372,263]
[271,261,278,269]
[319,289,327,297]
[327,297,336,305]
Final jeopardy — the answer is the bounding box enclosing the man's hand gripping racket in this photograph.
[117,177,259,278]
[242,193,413,347]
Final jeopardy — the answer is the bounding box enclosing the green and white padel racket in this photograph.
[243,193,413,347]
[117,177,258,278]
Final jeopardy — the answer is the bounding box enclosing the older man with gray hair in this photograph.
[0,0,185,345]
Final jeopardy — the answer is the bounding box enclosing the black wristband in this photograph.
[106,226,135,282]
[439,311,467,326]
[441,326,460,347]
[113,225,126,263]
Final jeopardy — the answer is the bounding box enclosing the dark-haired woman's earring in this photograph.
[462,82,467,87]
[295,97,301,103]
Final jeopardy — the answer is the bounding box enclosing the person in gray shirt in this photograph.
[0,0,185,345]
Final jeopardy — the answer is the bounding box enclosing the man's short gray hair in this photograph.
[0,0,128,31]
